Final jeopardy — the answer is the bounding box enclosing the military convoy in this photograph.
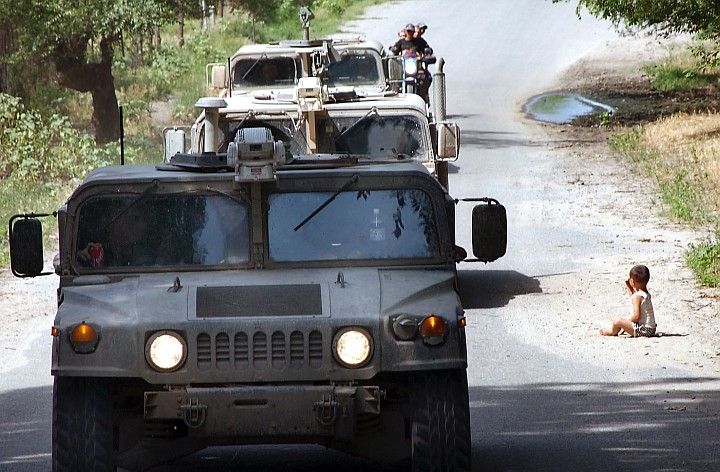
[8,16,507,472]
[166,30,458,189]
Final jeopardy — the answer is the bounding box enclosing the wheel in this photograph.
[409,369,471,471]
[53,377,116,472]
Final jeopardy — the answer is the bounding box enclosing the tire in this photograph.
[409,369,471,472]
[53,377,116,472]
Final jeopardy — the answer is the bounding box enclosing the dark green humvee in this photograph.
[10,127,506,471]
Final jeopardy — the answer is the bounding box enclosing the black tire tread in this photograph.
[410,369,471,472]
[53,377,115,472]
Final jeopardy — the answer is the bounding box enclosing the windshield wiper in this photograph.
[100,180,159,233]
[293,174,359,231]
[242,53,268,80]
[334,107,379,143]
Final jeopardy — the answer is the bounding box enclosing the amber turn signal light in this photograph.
[69,322,100,353]
[71,322,97,343]
[419,315,447,346]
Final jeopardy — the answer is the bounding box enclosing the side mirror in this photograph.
[385,56,403,84]
[9,215,45,277]
[436,122,460,160]
[471,199,506,262]
[207,63,227,89]
[163,127,188,162]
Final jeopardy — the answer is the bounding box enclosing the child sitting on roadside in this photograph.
[600,265,657,337]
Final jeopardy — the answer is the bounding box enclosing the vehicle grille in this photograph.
[196,284,322,317]
[196,330,324,371]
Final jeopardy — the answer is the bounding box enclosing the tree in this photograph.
[558,0,719,34]
[0,0,177,144]
[557,1,720,65]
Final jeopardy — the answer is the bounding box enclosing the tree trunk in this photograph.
[54,37,120,145]
[178,2,185,47]
[218,1,224,18]
[0,27,13,93]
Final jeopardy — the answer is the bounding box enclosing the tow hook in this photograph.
[313,394,339,426]
[179,397,207,428]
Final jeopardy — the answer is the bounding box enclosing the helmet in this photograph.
[404,23,415,32]
[416,22,427,31]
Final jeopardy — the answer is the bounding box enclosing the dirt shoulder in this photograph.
[527,35,720,373]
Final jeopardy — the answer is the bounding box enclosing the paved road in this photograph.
[2,1,719,471]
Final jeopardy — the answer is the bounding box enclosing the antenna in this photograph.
[299,7,314,41]
[119,105,125,165]
[227,57,232,98]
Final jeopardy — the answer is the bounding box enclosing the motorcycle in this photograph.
[389,48,435,104]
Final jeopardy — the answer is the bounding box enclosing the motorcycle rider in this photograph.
[390,24,432,103]
[390,24,422,55]
[413,22,432,55]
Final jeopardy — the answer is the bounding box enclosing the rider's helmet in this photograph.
[404,23,415,33]
[416,22,427,32]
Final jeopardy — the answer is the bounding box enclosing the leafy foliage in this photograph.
[557,0,720,36]
[686,239,720,287]
[556,0,720,65]
[0,93,117,181]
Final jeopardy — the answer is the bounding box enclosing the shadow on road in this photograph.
[2,379,719,471]
[461,129,542,149]
[470,377,720,471]
[0,385,52,472]
[458,269,542,309]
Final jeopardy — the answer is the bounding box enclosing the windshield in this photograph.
[232,55,300,89]
[268,189,439,262]
[319,115,427,159]
[326,50,382,86]
[75,194,250,269]
[222,114,428,160]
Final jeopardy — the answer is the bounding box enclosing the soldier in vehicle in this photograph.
[259,62,280,86]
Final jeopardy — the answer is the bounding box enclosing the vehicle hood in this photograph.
[58,267,457,324]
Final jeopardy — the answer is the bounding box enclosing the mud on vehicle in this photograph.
[10,113,506,470]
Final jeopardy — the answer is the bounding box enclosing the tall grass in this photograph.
[609,114,720,287]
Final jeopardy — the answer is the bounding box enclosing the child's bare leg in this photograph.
[600,317,635,336]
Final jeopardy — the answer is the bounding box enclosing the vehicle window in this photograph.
[326,52,381,85]
[221,119,307,156]
[268,189,439,262]
[232,56,299,88]
[220,115,428,160]
[75,194,250,268]
[318,115,427,159]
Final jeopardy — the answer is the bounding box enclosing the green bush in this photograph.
[0,93,117,182]
[643,64,718,92]
[686,239,720,287]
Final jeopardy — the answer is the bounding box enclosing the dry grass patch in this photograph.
[642,112,720,214]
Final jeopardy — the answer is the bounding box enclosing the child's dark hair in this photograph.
[629,265,650,284]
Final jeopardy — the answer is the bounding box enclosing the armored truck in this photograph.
[171,40,458,189]
[10,120,506,470]
[207,36,388,96]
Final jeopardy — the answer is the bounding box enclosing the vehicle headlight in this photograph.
[404,58,418,76]
[145,331,187,372]
[333,328,373,368]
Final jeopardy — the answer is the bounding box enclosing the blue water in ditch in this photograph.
[525,93,614,124]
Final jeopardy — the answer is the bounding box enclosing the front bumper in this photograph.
[144,385,382,441]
